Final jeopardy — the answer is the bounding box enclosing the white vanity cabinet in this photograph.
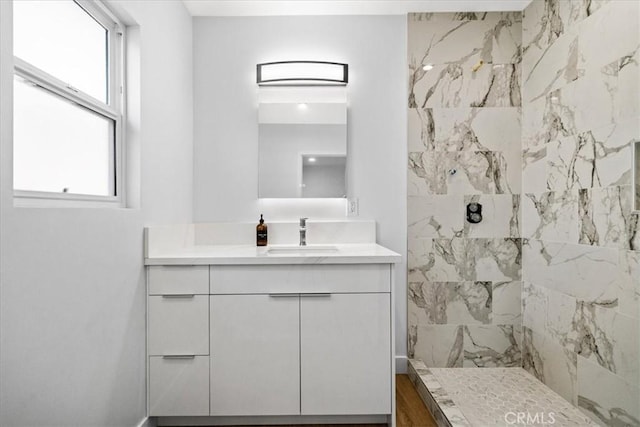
[209,264,392,417]
[147,259,396,425]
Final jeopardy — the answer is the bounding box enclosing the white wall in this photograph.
[0,1,193,426]
[192,15,408,368]
[113,0,194,224]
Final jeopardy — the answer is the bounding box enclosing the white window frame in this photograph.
[13,0,126,207]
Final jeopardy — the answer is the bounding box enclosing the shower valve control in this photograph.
[466,202,483,224]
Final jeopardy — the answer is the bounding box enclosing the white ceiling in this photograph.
[182,0,533,17]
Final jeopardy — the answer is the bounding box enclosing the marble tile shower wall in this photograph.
[520,1,639,426]
[407,12,524,369]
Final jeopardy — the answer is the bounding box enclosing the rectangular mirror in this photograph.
[635,140,640,211]
[258,102,347,198]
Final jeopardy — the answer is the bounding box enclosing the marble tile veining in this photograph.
[522,326,577,405]
[577,356,640,426]
[409,238,522,282]
[410,60,521,110]
[547,299,640,384]
[409,12,522,110]
[578,0,640,72]
[616,46,640,121]
[522,27,581,103]
[409,107,521,153]
[463,324,522,367]
[522,280,548,334]
[408,12,521,67]
[409,11,524,377]
[522,49,640,155]
[523,239,618,304]
[522,145,549,194]
[522,190,578,241]
[493,149,522,195]
[521,256,639,384]
[468,238,522,282]
[579,185,639,250]
[409,151,498,196]
[408,279,492,325]
[410,324,464,368]
[408,238,467,282]
[492,281,522,325]
[546,121,635,192]
[522,0,611,71]
[408,195,464,238]
[617,250,640,320]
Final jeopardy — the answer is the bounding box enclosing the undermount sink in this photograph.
[267,245,339,254]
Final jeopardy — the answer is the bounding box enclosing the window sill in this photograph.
[14,190,123,208]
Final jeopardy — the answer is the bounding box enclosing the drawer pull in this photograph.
[269,293,299,298]
[161,294,195,298]
[162,354,196,359]
[300,293,331,297]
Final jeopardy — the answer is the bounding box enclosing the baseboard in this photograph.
[136,417,156,427]
[396,355,408,374]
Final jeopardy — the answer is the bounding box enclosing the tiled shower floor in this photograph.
[408,359,598,427]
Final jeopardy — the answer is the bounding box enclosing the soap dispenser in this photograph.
[256,214,268,246]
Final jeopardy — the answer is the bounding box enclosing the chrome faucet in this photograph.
[299,217,308,246]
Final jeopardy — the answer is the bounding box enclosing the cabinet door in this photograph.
[300,293,391,415]
[148,295,209,356]
[149,356,209,416]
[210,294,300,416]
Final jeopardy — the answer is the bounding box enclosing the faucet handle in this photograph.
[299,217,308,227]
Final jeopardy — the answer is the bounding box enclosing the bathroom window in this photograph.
[12,0,124,205]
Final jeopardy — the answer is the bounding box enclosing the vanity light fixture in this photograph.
[257,61,348,86]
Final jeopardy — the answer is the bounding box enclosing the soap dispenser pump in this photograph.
[256,214,268,246]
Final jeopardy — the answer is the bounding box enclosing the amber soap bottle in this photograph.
[256,214,268,246]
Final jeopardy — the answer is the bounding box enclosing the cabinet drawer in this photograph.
[210,264,390,294]
[148,266,209,295]
[148,295,209,356]
[149,355,209,416]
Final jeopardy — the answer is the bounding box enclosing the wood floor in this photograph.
[395,374,437,427]
[211,374,437,427]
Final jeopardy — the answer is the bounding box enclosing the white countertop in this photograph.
[145,243,401,265]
